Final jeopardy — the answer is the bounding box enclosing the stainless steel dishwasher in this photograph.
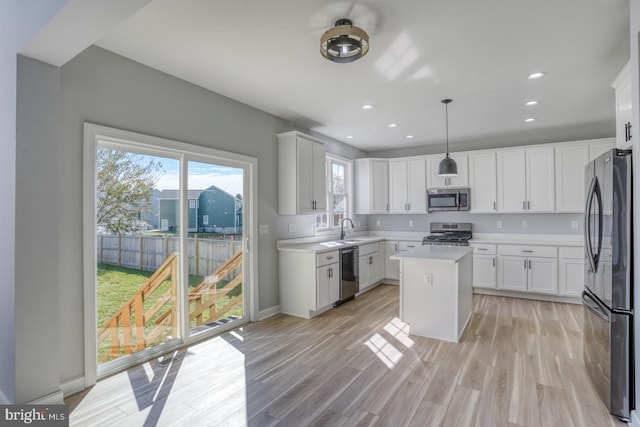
[335,246,359,306]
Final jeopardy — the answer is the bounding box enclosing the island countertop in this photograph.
[390,245,474,263]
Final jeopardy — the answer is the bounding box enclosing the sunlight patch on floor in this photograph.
[364,332,403,369]
[384,317,414,348]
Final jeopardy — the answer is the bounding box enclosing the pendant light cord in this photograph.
[445,101,449,156]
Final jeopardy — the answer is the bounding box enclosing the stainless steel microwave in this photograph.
[427,187,470,212]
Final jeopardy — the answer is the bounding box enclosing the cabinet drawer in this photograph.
[498,245,557,258]
[470,243,497,255]
[359,242,380,256]
[559,246,584,259]
[398,241,420,252]
[316,250,339,267]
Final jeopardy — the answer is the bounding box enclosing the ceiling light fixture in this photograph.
[388,123,398,128]
[438,99,458,177]
[320,19,369,64]
[525,100,539,106]
[406,135,414,139]
[346,135,354,139]
[362,104,374,110]
[527,71,547,80]
[525,118,536,123]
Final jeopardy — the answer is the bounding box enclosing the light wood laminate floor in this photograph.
[66,284,622,426]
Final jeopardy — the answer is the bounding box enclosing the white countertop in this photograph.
[390,245,473,263]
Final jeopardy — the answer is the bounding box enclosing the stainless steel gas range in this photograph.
[422,222,472,246]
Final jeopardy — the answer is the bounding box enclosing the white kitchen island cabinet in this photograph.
[391,246,473,343]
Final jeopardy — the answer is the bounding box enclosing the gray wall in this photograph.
[1,0,70,404]
[368,212,584,235]
[54,46,365,383]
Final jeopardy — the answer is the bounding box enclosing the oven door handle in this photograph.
[582,291,610,323]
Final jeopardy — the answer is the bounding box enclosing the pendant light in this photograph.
[438,98,458,177]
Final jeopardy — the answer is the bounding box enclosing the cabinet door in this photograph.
[385,241,400,280]
[370,252,381,283]
[406,159,426,213]
[589,140,615,161]
[312,141,327,211]
[389,160,409,213]
[359,255,370,288]
[612,63,633,149]
[316,264,331,309]
[427,154,468,188]
[526,147,555,212]
[469,152,497,213]
[328,263,340,304]
[555,144,588,212]
[527,257,557,294]
[559,259,584,297]
[473,255,496,288]
[297,138,315,213]
[497,150,526,212]
[499,256,527,291]
[371,160,389,214]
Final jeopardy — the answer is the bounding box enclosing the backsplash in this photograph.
[367,212,584,234]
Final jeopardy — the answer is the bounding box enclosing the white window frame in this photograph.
[316,153,353,233]
[83,123,259,386]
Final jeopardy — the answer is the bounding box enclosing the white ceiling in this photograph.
[95,0,630,152]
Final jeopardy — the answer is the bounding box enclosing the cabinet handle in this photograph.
[494,201,496,211]
[629,123,633,141]
[527,259,531,269]
[407,203,411,211]
[369,256,373,265]
[328,267,331,278]
[386,203,389,212]
[477,248,488,251]
[626,122,632,142]
[523,201,526,210]
[521,250,533,253]
[493,257,496,267]
[407,245,415,248]
[395,244,398,251]
[527,201,530,210]
[524,259,527,269]
[327,256,334,260]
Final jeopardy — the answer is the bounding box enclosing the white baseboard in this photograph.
[629,410,640,427]
[258,305,280,320]
[60,376,86,398]
[27,389,64,404]
[473,288,582,305]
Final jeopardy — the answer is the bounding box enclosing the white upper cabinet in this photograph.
[389,158,426,213]
[497,147,554,213]
[468,152,497,213]
[426,153,468,188]
[278,131,326,215]
[555,143,589,212]
[356,159,389,214]
[611,61,633,150]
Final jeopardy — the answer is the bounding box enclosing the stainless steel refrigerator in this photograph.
[583,148,633,421]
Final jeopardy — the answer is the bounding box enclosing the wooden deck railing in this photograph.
[97,250,243,363]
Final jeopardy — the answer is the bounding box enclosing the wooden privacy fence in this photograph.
[97,250,243,363]
[97,234,242,277]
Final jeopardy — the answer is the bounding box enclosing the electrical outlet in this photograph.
[376,220,381,226]
[572,220,579,229]
[522,220,528,229]
[496,221,502,229]
[409,220,414,227]
[424,273,433,287]
[288,223,296,233]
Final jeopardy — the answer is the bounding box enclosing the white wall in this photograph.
[0,0,70,404]
[52,46,365,384]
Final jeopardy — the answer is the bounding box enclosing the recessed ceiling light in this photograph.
[527,71,547,80]
[525,118,536,123]
[388,123,398,128]
[406,135,414,139]
[346,135,354,139]
[525,100,539,106]
[362,104,374,110]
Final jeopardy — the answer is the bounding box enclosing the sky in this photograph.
[147,157,244,196]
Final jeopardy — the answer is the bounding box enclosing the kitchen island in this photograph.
[391,245,473,343]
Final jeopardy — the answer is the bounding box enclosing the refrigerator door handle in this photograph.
[582,291,610,323]
[584,177,597,273]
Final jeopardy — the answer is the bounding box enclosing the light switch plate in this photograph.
[522,220,528,229]
[496,221,502,229]
[409,220,414,227]
[571,220,579,229]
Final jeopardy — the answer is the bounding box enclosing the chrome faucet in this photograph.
[340,218,355,240]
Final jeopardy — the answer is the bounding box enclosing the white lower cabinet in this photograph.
[385,241,400,280]
[497,245,557,294]
[316,263,339,309]
[558,247,584,297]
[360,242,382,289]
[470,244,497,289]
